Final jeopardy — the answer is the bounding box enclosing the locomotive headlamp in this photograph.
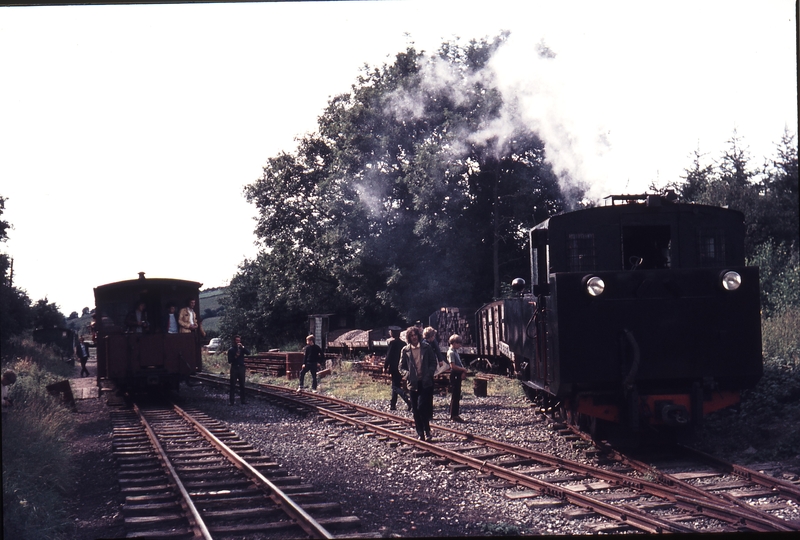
[721,270,742,291]
[584,276,605,297]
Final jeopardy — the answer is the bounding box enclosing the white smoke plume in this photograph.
[382,32,616,204]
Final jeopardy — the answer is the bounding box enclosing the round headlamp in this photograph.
[721,271,742,291]
[585,276,605,297]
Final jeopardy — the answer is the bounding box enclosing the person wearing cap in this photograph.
[298,335,324,392]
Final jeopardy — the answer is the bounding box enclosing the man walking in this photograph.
[399,326,438,441]
[298,335,324,392]
[227,335,249,405]
[75,336,90,377]
[383,327,411,410]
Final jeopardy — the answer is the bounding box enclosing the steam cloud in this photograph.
[383,32,618,204]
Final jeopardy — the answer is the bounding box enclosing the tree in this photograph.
[1,195,32,350]
[676,146,714,202]
[232,35,573,346]
[761,128,799,249]
[31,298,66,329]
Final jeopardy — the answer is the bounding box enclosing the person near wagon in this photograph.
[447,334,468,422]
[165,303,179,334]
[125,302,149,333]
[423,326,444,420]
[227,335,249,405]
[75,335,90,377]
[399,325,438,441]
[179,298,205,336]
[383,327,411,411]
[298,335,324,392]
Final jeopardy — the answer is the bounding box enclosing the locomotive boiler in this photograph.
[476,193,763,431]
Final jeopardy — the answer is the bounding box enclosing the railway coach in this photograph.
[93,273,203,392]
[476,192,763,431]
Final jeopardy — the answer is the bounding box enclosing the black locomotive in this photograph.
[93,273,203,392]
[476,192,763,430]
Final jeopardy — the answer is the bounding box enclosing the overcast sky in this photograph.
[0,0,796,315]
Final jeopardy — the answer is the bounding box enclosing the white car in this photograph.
[205,338,221,354]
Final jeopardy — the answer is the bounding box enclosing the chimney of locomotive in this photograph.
[138,272,146,281]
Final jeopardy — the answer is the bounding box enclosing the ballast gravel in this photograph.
[179,382,607,537]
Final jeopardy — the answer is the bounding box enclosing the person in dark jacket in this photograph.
[227,335,249,405]
[75,335,90,377]
[383,327,411,411]
[399,326,438,441]
[423,326,443,419]
[298,335,324,392]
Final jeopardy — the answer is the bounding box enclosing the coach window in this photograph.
[567,233,596,272]
[622,225,671,270]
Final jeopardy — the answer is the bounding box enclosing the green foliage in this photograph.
[31,297,67,330]
[747,241,800,319]
[0,285,31,351]
[2,357,77,540]
[479,521,523,536]
[761,307,800,364]
[1,195,34,349]
[672,129,798,258]
[229,35,574,346]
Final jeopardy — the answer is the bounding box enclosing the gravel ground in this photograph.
[63,375,800,539]
[179,382,623,537]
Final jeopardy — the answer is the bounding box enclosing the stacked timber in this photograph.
[244,352,305,379]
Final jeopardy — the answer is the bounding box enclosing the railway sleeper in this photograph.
[123,501,182,516]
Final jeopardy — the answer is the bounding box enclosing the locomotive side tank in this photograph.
[93,273,203,392]
[482,193,763,429]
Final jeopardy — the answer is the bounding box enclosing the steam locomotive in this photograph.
[93,273,204,392]
[476,193,763,431]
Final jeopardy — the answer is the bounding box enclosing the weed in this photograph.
[368,457,386,469]
[479,521,523,535]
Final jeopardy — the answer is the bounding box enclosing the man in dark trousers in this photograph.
[227,335,249,405]
[75,335,90,377]
[383,327,411,410]
[399,326,438,441]
[298,335,324,392]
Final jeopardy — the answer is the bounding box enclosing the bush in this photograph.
[2,358,76,540]
[762,306,800,365]
[748,241,800,318]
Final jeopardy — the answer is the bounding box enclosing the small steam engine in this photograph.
[476,193,762,431]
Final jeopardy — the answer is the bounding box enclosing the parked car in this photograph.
[205,337,221,354]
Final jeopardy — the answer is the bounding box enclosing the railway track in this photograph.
[110,401,364,538]
[191,372,800,534]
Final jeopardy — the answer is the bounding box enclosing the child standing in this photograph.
[447,334,468,422]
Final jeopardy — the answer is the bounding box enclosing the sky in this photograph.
[0,0,797,316]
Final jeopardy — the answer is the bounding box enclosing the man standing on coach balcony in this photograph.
[227,335,249,405]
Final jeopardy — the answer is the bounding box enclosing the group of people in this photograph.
[225,326,468,443]
[124,299,205,336]
[385,325,467,441]
[226,333,325,404]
